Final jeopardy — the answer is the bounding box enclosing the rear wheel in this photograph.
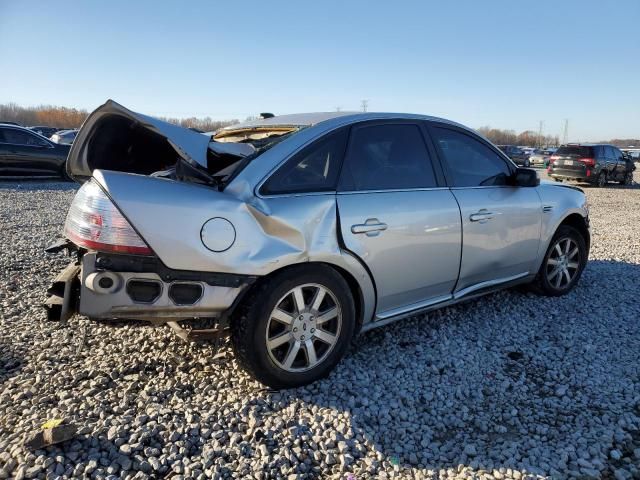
[231,265,356,389]
[533,225,587,296]
[596,171,607,187]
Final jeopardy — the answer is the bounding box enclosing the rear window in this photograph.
[555,146,594,157]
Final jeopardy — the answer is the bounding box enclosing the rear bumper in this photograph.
[548,168,594,183]
[45,251,253,323]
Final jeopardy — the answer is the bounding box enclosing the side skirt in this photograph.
[360,273,535,333]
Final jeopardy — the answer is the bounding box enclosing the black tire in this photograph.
[620,172,633,186]
[532,225,587,296]
[596,171,607,187]
[60,163,72,181]
[554,178,563,182]
[231,264,356,389]
[524,159,530,167]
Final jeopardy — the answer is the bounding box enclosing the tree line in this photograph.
[0,103,237,133]
[1,103,637,146]
[476,126,560,148]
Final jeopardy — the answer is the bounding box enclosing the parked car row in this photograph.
[547,144,635,186]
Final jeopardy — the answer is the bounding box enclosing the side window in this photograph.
[2,129,47,146]
[340,124,437,191]
[261,128,348,195]
[612,147,623,161]
[432,127,512,187]
[0,129,6,143]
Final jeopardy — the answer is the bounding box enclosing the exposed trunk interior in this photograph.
[87,115,180,175]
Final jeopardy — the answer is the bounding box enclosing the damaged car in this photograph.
[45,100,591,388]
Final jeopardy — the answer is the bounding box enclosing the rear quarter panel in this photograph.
[92,170,376,323]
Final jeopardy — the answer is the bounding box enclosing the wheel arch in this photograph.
[558,213,590,253]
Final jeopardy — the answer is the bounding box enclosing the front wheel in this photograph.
[533,225,587,296]
[620,172,633,186]
[231,265,356,389]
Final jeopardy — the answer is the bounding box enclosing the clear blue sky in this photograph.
[1,0,638,141]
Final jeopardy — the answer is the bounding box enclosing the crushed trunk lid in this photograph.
[66,100,254,182]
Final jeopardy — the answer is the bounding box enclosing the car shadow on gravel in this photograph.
[274,258,640,477]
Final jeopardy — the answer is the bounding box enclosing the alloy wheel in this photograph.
[545,237,580,289]
[265,283,342,372]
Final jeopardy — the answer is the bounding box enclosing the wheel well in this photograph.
[559,213,590,251]
[229,262,365,333]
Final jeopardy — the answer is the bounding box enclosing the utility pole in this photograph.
[361,99,368,112]
[335,106,341,112]
[538,120,544,148]
[562,119,569,145]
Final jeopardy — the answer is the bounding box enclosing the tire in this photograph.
[554,178,563,182]
[620,172,633,186]
[60,163,72,182]
[532,225,587,297]
[596,171,607,187]
[524,159,530,167]
[231,264,356,389]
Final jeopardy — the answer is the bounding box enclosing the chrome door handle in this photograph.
[351,218,388,236]
[469,210,494,222]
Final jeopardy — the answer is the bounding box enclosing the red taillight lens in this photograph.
[64,180,153,255]
[578,157,595,167]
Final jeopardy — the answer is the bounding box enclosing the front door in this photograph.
[428,124,542,293]
[337,121,462,316]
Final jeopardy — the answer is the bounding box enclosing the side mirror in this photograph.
[513,167,539,187]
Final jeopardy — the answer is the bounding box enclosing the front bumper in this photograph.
[45,251,253,325]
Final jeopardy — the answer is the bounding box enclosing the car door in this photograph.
[611,146,625,180]
[0,128,59,175]
[428,123,542,294]
[336,121,462,317]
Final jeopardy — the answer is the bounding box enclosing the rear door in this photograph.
[428,123,542,293]
[610,146,626,180]
[337,121,462,316]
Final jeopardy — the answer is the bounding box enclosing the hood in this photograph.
[67,100,253,181]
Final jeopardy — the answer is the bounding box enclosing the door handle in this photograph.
[351,218,388,236]
[469,210,494,223]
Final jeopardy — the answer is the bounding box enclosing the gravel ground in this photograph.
[1,173,639,480]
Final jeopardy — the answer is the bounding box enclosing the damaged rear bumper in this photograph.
[44,250,256,328]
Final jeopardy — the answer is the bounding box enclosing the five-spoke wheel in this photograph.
[534,225,587,296]
[266,284,342,372]
[231,265,355,389]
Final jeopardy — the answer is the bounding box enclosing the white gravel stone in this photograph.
[1,175,639,479]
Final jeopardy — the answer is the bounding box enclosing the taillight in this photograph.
[64,180,153,255]
[578,158,595,167]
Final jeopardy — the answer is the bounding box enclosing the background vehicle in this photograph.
[0,125,71,178]
[50,129,78,145]
[498,145,530,166]
[29,126,60,138]
[548,144,631,186]
[529,149,553,167]
[47,101,590,388]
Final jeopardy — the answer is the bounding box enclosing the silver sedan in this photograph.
[46,100,590,388]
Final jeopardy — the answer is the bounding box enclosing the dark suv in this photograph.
[497,145,530,167]
[0,125,71,178]
[548,144,634,187]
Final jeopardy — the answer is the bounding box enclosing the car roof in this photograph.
[215,111,467,133]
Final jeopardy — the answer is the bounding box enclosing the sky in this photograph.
[1,0,638,141]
